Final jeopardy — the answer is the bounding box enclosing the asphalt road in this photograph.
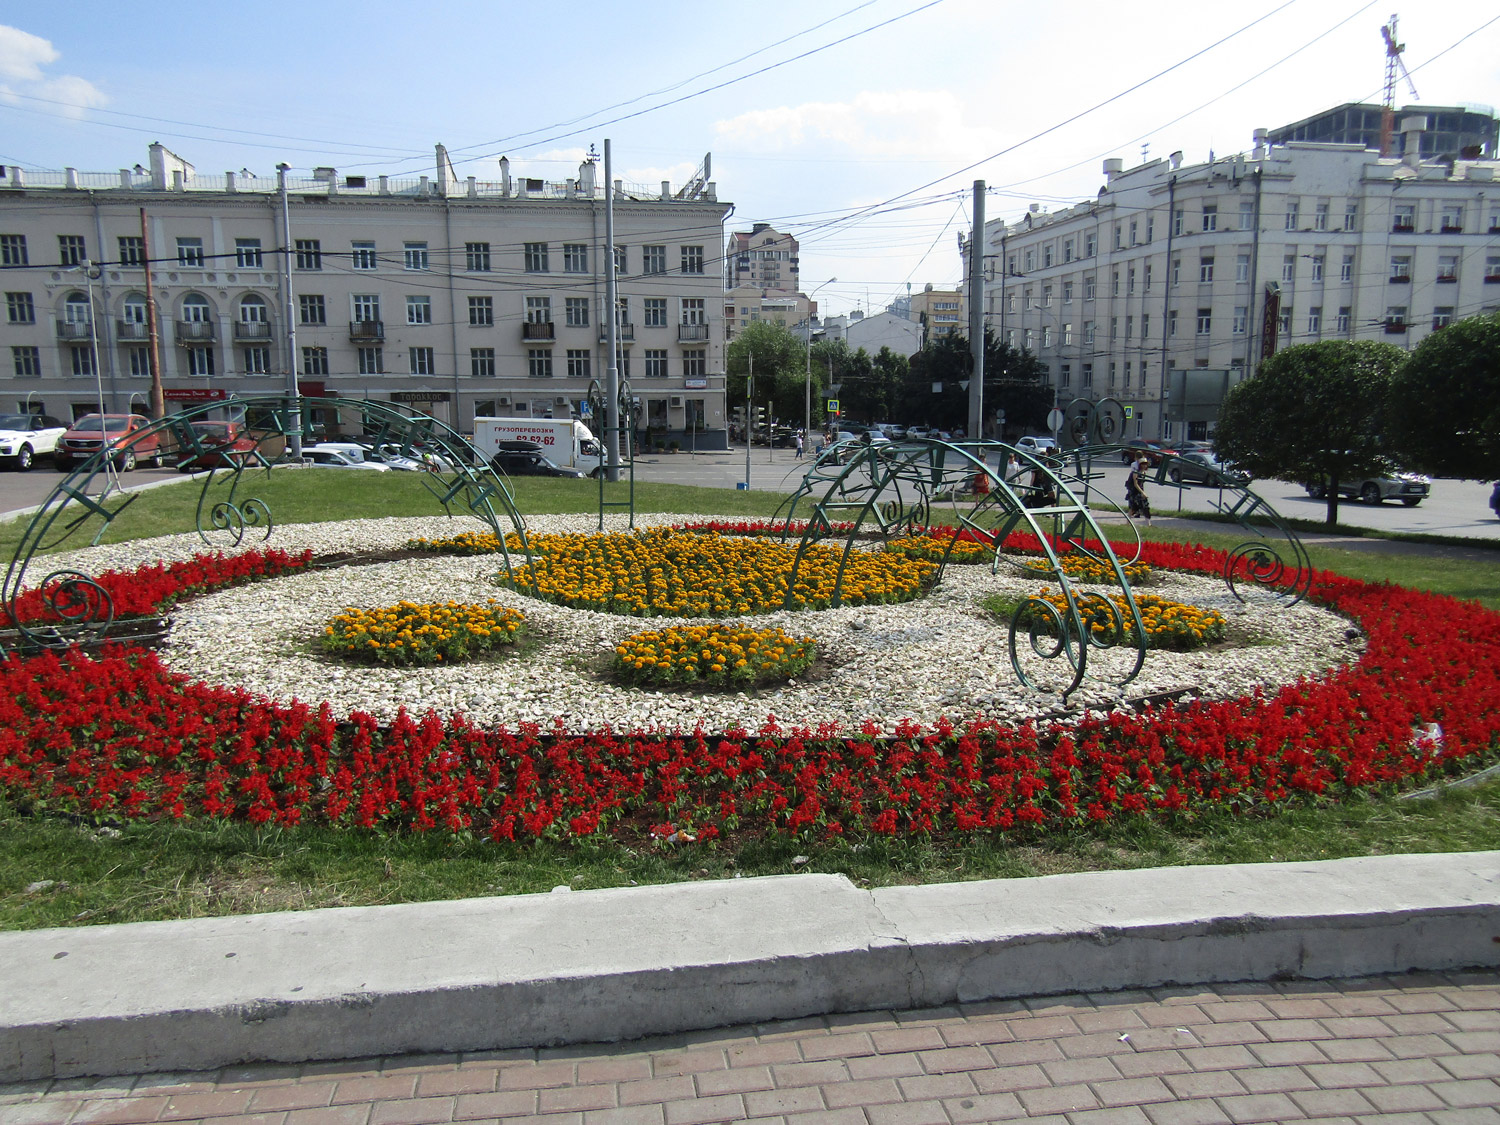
[0,447,1495,542]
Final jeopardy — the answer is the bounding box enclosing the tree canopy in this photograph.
[1388,311,1500,481]
[904,330,1051,435]
[725,321,809,428]
[1213,339,1407,526]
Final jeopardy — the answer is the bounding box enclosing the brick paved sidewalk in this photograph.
[4,972,1499,1125]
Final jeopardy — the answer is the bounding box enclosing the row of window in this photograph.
[1009,200,1500,276]
[9,343,710,381]
[0,234,707,276]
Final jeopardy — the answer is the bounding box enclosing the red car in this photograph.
[1118,439,1173,467]
[55,413,164,472]
[176,420,259,472]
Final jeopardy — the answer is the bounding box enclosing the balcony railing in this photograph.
[233,321,273,340]
[678,323,709,342]
[1388,275,1411,284]
[349,319,385,341]
[174,320,217,343]
[599,324,635,343]
[116,320,149,340]
[1436,274,1458,284]
[1384,320,1408,334]
[1441,223,1464,233]
[55,321,92,341]
[522,320,555,341]
[1392,219,1415,232]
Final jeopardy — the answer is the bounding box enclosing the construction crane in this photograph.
[1379,14,1421,157]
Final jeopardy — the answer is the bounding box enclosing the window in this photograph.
[1144,263,1152,291]
[1344,202,1359,231]
[1386,305,1408,330]
[302,347,328,376]
[1043,245,1054,268]
[1041,325,1052,349]
[1309,255,1324,282]
[351,241,378,270]
[1279,254,1294,282]
[680,298,705,325]
[525,296,551,324]
[1005,292,1016,314]
[1488,255,1500,281]
[1042,284,1053,307]
[1146,216,1154,242]
[1337,307,1351,333]
[1023,287,1033,308]
[406,295,432,325]
[295,239,322,270]
[235,238,263,268]
[1111,270,1119,297]
[1199,256,1214,283]
[1172,209,1184,237]
[239,294,268,324]
[1125,316,1133,340]
[358,347,384,374]
[644,349,669,378]
[565,297,589,327]
[12,346,40,377]
[409,347,435,375]
[1201,206,1217,232]
[683,349,706,379]
[1235,253,1250,282]
[1432,306,1455,329]
[1083,320,1096,345]
[1063,238,1074,262]
[1127,219,1138,245]
[117,236,144,267]
[0,235,27,267]
[465,242,491,272]
[1233,306,1247,334]
[402,242,429,271]
[1126,268,1135,294]
[1393,204,1414,232]
[1113,225,1122,251]
[1062,280,1073,304]
[1341,254,1354,282]
[184,346,214,377]
[614,296,629,329]
[69,346,95,377]
[121,295,148,325]
[1110,317,1118,340]
[468,296,493,326]
[299,294,326,325]
[680,245,705,274]
[1023,328,1034,351]
[1171,258,1181,285]
[470,348,495,378]
[563,244,588,273]
[1063,322,1074,346]
[1441,205,1463,232]
[642,245,667,274]
[644,297,667,327]
[566,349,592,378]
[1239,200,1255,230]
[180,294,211,323]
[527,349,553,378]
[1085,232,1097,257]
[6,292,34,324]
[1390,254,1412,282]
[613,246,627,275]
[176,237,205,267]
[1084,275,1096,300]
[353,294,381,323]
[1168,309,1179,337]
[126,346,150,378]
[1437,254,1459,282]
[58,235,87,267]
[1196,308,1211,335]
[1141,313,1149,339]
[524,243,549,272]
[1307,306,1322,334]
[1024,250,1035,272]
[1107,362,1116,387]
[1284,202,1299,230]
[1278,307,1292,335]
[241,345,271,375]
[1081,363,1093,388]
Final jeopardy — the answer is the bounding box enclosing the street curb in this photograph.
[2,851,1497,1081]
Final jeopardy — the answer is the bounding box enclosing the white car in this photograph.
[303,446,391,471]
[1014,435,1059,456]
[0,413,68,471]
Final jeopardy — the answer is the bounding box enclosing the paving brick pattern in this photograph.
[5,972,1499,1124]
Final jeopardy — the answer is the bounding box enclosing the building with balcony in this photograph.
[974,116,1500,441]
[908,284,965,340]
[0,143,732,447]
[725,223,798,294]
[722,286,812,341]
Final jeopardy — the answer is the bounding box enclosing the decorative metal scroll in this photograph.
[1,395,535,652]
[587,377,637,530]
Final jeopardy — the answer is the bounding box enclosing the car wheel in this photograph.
[1359,482,1381,504]
[1120,451,1131,464]
[15,444,32,472]
[148,449,163,469]
[1402,498,1421,507]
[590,466,603,479]
[1169,467,1183,484]
[118,449,137,472]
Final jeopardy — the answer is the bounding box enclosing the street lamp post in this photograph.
[806,278,836,446]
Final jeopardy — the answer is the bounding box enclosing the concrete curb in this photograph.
[2,851,1498,1081]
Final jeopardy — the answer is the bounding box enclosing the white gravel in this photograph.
[41,513,1362,735]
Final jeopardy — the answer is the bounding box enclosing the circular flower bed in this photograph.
[884,534,994,564]
[1022,588,1227,651]
[0,518,1495,843]
[499,528,935,617]
[612,623,816,688]
[323,600,526,667]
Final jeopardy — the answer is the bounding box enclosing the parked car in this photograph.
[488,441,586,477]
[302,446,391,471]
[1167,451,1249,485]
[55,413,163,472]
[176,420,258,472]
[1119,438,1171,466]
[1014,435,1059,456]
[1304,470,1430,506]
[0,413,68,471]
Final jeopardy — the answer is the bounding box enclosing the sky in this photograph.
[1,1,1496,321]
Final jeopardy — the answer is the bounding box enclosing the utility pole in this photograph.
[604,139,621,481]
[744,351,753,490]
[138,208,165,419]
[277,164,303,460]
[967,180,986,440]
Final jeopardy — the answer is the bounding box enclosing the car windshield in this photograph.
[193,423,231,439]
[0,415,32,430]
[71,415,130,433]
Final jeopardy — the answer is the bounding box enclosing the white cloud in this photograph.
[0,25,105,117]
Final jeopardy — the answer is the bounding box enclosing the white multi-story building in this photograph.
[977,117,1500,440]
[0,144,733,446]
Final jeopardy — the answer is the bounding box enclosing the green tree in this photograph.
[725,322,807,433]
[1389,312,1500,481]
[903,330,1050,436]
[1214,340,1406,527]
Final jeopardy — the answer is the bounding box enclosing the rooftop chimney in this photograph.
[1102,157,1123,181]
[1252,128,1268,160]
[1401,115,1428,168]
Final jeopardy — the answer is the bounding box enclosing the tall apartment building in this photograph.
[908,284,964,341]
[0,144,732,447]
[977,116,1500,440]
[725,223,799,292]
[1267,103,1497,160]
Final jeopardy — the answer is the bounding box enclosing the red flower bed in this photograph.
[0,536,1496,842]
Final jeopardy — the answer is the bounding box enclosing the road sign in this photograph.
[827,398,840,415]
[1124,405,1134,419]
[1046,408,1065,432]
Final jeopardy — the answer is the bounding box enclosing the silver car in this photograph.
[1304,471,1430,507]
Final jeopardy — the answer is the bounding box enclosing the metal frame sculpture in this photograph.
[1,395,533,653]
[587,377,638,530]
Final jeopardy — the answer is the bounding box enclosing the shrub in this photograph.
[323,600,526,667]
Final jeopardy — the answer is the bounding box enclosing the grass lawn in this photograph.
[2,471,1498,931]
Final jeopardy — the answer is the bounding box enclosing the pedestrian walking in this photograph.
[795,432,804,459]
[1126,456,1152,524]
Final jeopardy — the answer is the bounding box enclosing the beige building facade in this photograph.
[0,144,732,446]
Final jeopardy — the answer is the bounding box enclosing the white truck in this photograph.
[471,417,605,476]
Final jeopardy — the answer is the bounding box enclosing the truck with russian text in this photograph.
[471,417,605,477]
